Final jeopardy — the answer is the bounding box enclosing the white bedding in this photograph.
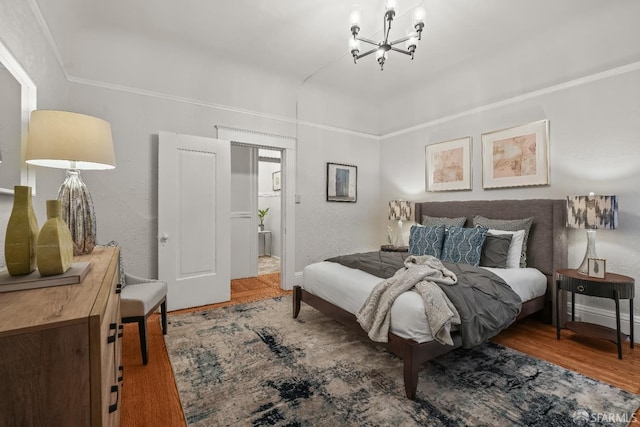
[301,261,547,344]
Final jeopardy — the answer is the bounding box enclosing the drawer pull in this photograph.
[118,366,124,383]
[577,285,585,292]
[118,324,124,339]
[107,323,117,344]
[116,283,122,294]
[108,385,119,413]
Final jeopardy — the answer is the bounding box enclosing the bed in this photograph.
[293,199,568,399]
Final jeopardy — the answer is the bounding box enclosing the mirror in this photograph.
[0,39,37,195]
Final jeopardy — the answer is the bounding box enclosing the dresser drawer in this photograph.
[100,264,121,426]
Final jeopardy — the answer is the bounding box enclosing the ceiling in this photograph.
[32,0,639,133]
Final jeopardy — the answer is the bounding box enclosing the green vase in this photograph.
[36,200,74,276]
[4,186,39,275]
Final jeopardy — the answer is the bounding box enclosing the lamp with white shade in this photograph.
[26,110,116,255]
[566,193,618,274]
[388,200,412,247]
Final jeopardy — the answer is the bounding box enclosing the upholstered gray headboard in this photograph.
[414,199,568,323]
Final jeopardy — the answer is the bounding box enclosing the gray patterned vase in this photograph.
[58,170,96,255]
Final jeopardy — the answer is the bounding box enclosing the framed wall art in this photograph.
[588,258,606,279]
[272,171,281,191]
[425,137,472,192]
[326,162,357,202]
[481,119,549,189]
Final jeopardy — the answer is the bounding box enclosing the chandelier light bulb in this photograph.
[385,0,398,12]
[350,10,361,26]
[413,6,426,39]
[349,38,361,54]
[376,48,388,70]
[405,31,418,58]
[413,6,426,23]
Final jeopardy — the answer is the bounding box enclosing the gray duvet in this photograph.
[326,251,522,348]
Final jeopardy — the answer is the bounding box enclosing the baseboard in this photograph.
[568,303,639,343]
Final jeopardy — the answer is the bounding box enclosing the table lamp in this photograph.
[566,193,618,274]
[388,200,411,247]
[26,110,116,255]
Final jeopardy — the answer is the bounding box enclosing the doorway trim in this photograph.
[215,125,296,290]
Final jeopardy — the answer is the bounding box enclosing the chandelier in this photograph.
[349,0,426,71]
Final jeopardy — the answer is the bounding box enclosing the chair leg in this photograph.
[137,318,148,365]
[161,300,168,335]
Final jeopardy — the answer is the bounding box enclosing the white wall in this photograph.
[380,67,640,336]
[295,124,381,271]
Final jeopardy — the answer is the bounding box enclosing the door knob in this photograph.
[160,232,169,246]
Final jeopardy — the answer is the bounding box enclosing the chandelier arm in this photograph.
[356,47,379,59]
[390,47,412,56]
[356,36,380,46]
[383,20,392,45]
[388,36,412,46]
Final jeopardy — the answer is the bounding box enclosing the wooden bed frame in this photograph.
[293,199,568,400]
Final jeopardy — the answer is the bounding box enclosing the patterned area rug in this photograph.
[165,297,640,426]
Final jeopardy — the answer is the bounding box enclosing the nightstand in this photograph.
[556,268,634,359]
[380,245,409,252]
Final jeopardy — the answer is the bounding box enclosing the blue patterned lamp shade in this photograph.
[388,200,412,221]
[566,194,618,274]
[566,195,618,229]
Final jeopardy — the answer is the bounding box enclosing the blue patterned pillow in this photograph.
[409,225,446,257]
[441,226,489,267]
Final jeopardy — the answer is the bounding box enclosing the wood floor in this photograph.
[120,279,639,427]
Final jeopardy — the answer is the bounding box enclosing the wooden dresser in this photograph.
[0,246,122,426]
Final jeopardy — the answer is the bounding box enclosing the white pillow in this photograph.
[488,229,525,269]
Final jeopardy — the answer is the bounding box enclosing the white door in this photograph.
[158,131,230,311]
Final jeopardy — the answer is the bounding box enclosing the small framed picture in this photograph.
[326,162,357,202]
[272,171,281,191]
[587,258,606,279]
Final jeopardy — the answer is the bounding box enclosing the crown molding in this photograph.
[381,61,640,140]
[28,0,640,142]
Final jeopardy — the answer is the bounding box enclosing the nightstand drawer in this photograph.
[560,280,605,296]
[558,276,634,299]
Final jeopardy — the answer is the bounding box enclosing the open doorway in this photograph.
[257,149,281,276]
[217,125,296,291]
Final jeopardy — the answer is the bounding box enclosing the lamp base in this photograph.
[577,229,597,275]
[58,170,96,255]
[395,220,405,247]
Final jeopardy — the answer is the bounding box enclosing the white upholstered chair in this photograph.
[120,273,168,365]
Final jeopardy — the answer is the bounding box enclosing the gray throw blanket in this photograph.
[356,255,461,345]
